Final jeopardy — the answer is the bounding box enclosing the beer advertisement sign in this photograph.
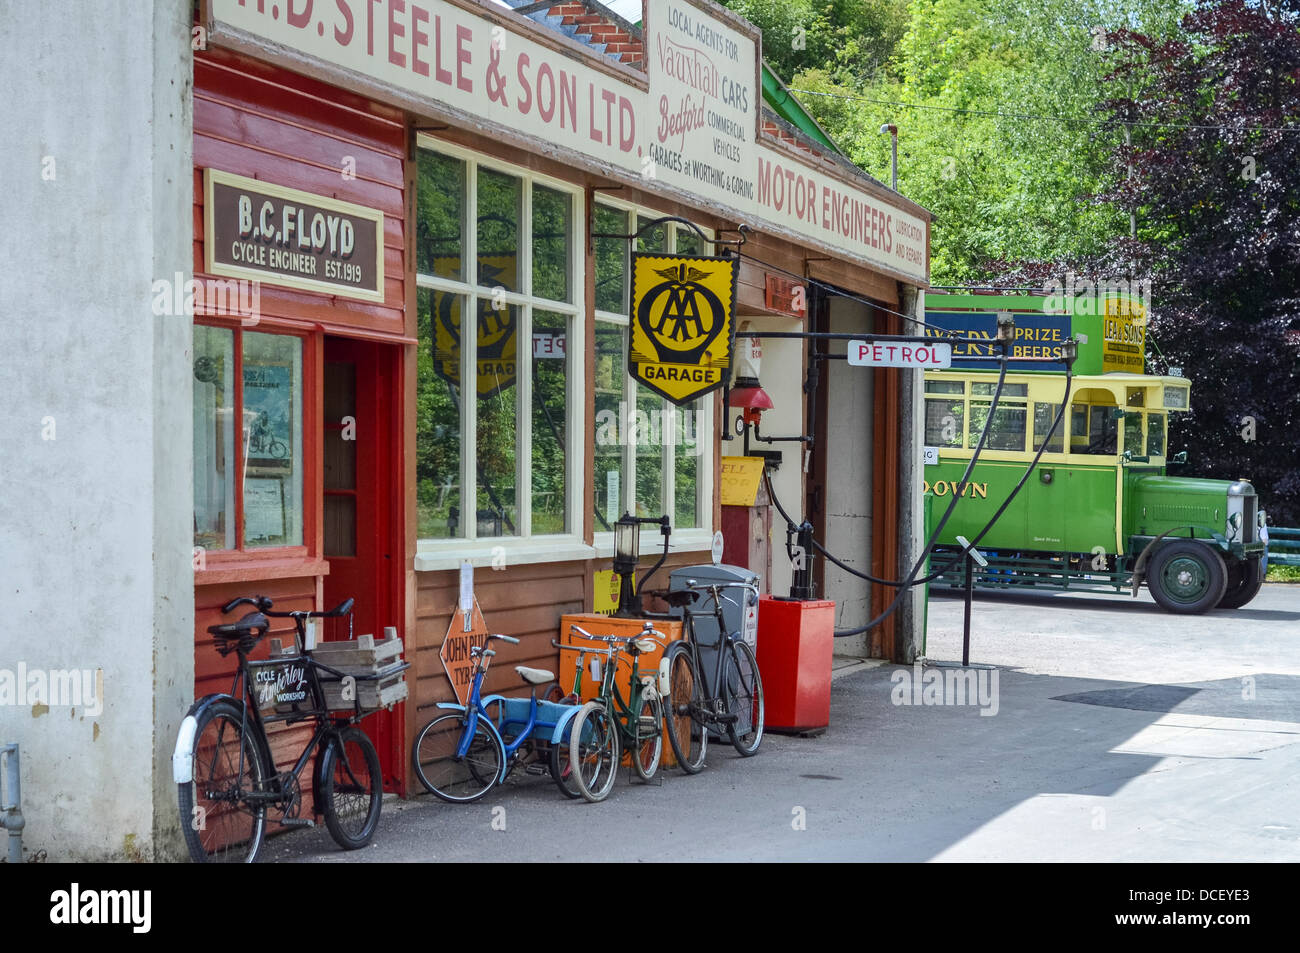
[629,253,738,404]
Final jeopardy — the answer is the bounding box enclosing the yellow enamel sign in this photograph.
[720,457,765,506]
[630,253,738,405]
[431,255,519,399]
[1102,296,1146,374]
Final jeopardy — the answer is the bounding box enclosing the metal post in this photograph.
[1,744,23,865]
[962,552,974,667]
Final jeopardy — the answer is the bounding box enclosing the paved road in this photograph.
[265,584,1300,862]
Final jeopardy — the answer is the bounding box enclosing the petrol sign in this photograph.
[847,341,952,369]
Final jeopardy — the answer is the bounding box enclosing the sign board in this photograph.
[720,456,764,506]
[847,341,952,369]
[764,274,807,318]
[440,598,488,706]
[711,530,725,565]
[630,253,738,404]
[922,446,940,466]
[207,0,930,284]
[203,168,384,301]
[1102,297,1146,374]
[592,569,621,615]
[923,311,1069,371]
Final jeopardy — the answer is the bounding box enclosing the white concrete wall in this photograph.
[0,0,194,860]
[823,296,874,654]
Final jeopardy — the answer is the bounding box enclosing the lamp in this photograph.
[613,513,640,615]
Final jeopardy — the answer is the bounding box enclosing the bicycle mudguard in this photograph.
[545,702,583,745]
[172,693,261,784]
[434,701,468,712]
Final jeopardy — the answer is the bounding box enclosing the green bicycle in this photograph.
[558,623,666,803]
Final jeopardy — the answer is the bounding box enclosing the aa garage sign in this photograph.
[630,252,738,404]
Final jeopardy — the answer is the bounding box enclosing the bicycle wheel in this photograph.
[569,701,619,803]
[320,726,382,850]
[549,723,583,799]
[724,639,764,757]
[663,646,707,774]
[412,712,505,803]
[631,687,663,782]
[177,699,268,863]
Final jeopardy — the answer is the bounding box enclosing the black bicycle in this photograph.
[173,595,392,862]
[658,580,764,773]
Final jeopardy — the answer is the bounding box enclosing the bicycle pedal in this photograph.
[279,818,315,828]
[716,712,740,725]
[523,763,550,776]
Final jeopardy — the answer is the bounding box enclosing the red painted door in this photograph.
[323,337,404,790]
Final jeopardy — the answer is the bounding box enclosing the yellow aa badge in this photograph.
[630,253,738,405]
[431,255,519,399]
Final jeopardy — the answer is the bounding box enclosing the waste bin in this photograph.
[668,564,759,736]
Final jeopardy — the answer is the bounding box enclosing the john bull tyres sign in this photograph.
[630,253,738,404]
[203,169,385,302]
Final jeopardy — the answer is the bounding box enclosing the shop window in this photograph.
[415,143,580,545]
[592,200,713,532]
[192,327,304,552]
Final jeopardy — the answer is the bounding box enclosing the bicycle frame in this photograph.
[674,582,758,725]
[562,627,663,745]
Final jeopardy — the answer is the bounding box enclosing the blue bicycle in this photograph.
[411,633,583,802]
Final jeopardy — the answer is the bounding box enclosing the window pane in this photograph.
[594,205,627,314]
[636,215,669,253]
[193,326,235,551]
[416,150,465,281]
[417,287,464,538]
[1147,413,1166,456]
[673,399,703,529]
[972,381,1027,397]
[476,295,518,538]
[924,379,964,395]
[969,402,1026,452]
[674,224,704,255]
[1124,411,1144,456]
[242,332,303,548]
[477,167,521,293]
[1033,403,1064,453]
[593,323,626,530]
[532,185,571,303]
[925,398,963,447]
[532,311,570,534]
[635,385,664,517]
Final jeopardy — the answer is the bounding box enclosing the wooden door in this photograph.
[323,337,404,789]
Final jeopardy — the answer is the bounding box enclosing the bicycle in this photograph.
[658,581,764,773]
[173,595,392,863]
[411,634,583,803]
[559,623,666,803]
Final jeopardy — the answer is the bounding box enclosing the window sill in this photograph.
[195,555,330,586]
[414,538,597,572]
[412,529,716,572]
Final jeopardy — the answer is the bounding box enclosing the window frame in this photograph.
[591,195,716,555]
[192,320,318,575]
[413,135,586,567]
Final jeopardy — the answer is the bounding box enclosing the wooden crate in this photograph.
[311,634,404,673]
[322,667,408,712]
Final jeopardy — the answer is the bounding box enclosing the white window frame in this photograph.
[592,196,716,557]
[414,135,587,570]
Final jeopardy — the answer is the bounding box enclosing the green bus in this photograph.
[922,291,1267,613]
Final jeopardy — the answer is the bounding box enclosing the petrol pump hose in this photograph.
[765,343,1075,637]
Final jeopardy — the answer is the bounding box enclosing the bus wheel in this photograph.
[1217,557,1265,610]
[1148,541,1228,614]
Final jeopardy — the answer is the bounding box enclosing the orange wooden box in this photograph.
[558,614,684,767]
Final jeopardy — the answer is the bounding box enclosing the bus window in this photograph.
[1071,403,1117,454]
[969,402,1027,451]
[1147,412,1166,457]
[1123,411,1144,457]
[925,399,964,447]
[1033,403,1064,453]
[925,379,964,395]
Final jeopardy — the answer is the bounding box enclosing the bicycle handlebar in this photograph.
[489,634,520,644]
[221,595,355,618]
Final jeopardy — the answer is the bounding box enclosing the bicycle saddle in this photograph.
[207,611,269,639]
[644,588,699,608]
[515,666,554,685]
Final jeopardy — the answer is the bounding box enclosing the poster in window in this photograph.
[243,361,293,470]
[244,477,287,543]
